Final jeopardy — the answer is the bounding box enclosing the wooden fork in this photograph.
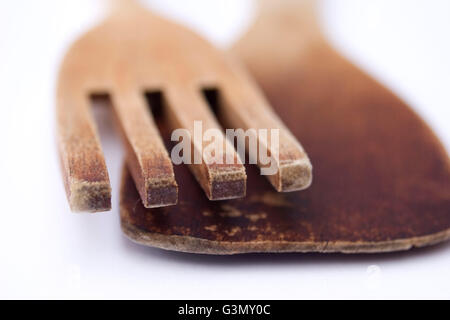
[57,0,312,212]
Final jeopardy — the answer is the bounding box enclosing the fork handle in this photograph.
[109,0,141,14]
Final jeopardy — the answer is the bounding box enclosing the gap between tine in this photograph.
[164,86,247,201]
[57,91,111,212]
[219,59,313,192]
[111,89,178,208]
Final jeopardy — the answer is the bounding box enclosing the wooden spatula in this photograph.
[57,0,312,212]
[120,0,450,254]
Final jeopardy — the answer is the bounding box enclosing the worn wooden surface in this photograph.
[57,0,312,212]
[120,0,450,254]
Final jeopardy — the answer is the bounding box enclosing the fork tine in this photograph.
[57,92,111,212]
[112,89,178,208]
[164,86,247,200]
[219,59,313,192]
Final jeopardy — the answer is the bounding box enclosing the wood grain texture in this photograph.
[57,0,311,212]
[119,0,450,254]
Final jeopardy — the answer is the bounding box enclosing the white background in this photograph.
[0,0,449,299]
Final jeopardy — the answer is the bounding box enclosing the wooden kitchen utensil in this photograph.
[120,0,450,254]
[57,0,312,212]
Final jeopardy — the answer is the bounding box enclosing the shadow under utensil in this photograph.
[120,234,450,267]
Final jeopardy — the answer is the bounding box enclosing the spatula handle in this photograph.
[256,0,322,39]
